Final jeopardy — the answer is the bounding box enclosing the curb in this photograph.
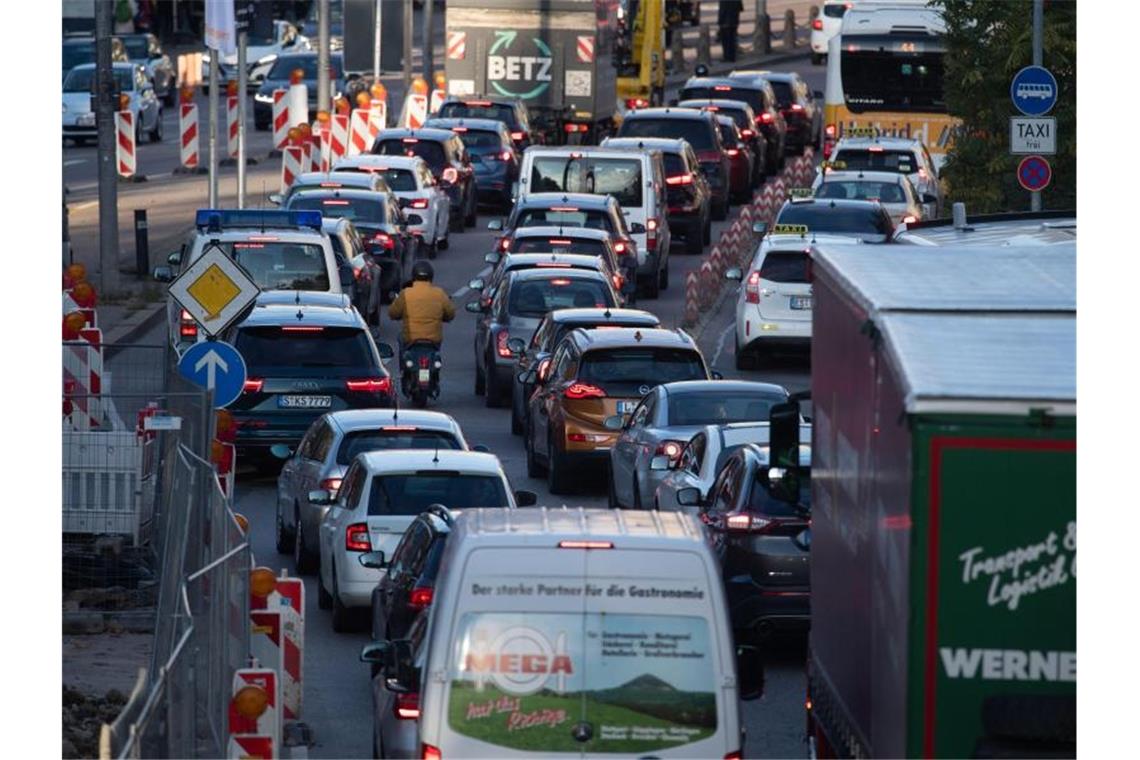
[103,303,167,354]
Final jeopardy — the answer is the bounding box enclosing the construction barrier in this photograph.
[251,573,305,721]
[115,111,136,178]
[63,328,104,431]
[280,146,304,194]
[227,668,279,758]
[370,100,387,133]
[399,93,429,129]
[310,131,324,173]
[271,89,290,149]
[226,95,239,158]
[287,82,308,128]
[179,103,199,169]
[429,88,446,115]
[348,107,380,156]
[329,113,349,167]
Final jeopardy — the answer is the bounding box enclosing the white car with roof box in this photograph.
[310,450,532,631]
[826,131,943,217]
[333,154,451,253]
[362,506,763,759]
[810,168,926,225]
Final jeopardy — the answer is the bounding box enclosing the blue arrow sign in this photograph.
[1010,65,1058,116]
[178,341,248,408]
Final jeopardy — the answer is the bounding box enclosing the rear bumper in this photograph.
[726,579,811,631]
[738,314,812,350]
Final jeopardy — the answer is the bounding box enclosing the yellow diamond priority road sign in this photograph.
[168,246,261,338]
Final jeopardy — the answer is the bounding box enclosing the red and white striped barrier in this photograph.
[400,93,429,129]
[309,132,323,173]
[226,95,239,158]
[251,574,305,720]
[271,89,290,149]
[115,111,135,178]
[348,108,380,156]
[280,146,304,193]
[227,668,279,759]
[63,327,104,431]
[179,103,199,169]
[329,113,349,167]
[249,608,283,709]
[429,88,446,115]
[370,101,387,133]
[287,82,308,128]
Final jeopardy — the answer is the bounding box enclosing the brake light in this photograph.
[868,146,884,152]
[401,137,419,144]
[319,477,343,494]
[564,123,586,133]
[346,377,392,393]
[745,270,761,303]
[759,112,774,124]
[564,383,605,399]
[646,217,658,252]
[665,173,693,186]
[395,692,420,720]
[247,235,279,241]
[713,85,732,91]
[409,586,434,610]
[281,325,324,332]
[902,215,917,225]
[825,124,836,138]
[450,126,468,132]
[791,104,804,112]
[558,540,613,549]
[726,752,744,760]
[612,240,627,255]
[441,167,459,184]
[612,273,624,290]
[550,206,580,212]
[345,522,371,551]
[656,439,685,462]
[812,18,823,30]
[242,378,263,393]
[726,148,740,156]
[319,182,344,188]
[499,150,513,161]
[726,512,773,532]
[465,100,492,106]
[372,232,396,250]
[498,236,511,252]
[179,309,198,339]
[740,128,755,138]
[625,98,649,109]
[549,238,573,245]
[409,198,429,209]
[702,105,720,112]
[422,743,442,760]
[322,199,350,205]
[510,130,524,141]
[496,330,513,358]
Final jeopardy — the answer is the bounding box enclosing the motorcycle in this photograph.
[401,340,442,408]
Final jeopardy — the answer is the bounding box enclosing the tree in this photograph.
[936,0,1076,212]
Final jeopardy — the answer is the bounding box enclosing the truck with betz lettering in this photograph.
[780,241,1076,757]
[443,0,620,145]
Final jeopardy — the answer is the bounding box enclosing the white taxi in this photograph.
[827,130,944,217]
[810,168,926,226]
[333,154,451,255]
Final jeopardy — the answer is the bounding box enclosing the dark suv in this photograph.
[732,71,822,153]
[371,127,476,231]
[679,76,786,175]
[679,437,812,639]
[422,116,520,210]
[677,98,767,187]
[616,107,730,220]
[435,95,535,150]
[224,293,396,457]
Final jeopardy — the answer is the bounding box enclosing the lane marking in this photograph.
[710,320,734,369]
[64,159,87,167]
[451,265,491,299]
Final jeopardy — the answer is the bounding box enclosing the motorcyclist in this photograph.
[388,260,456,360]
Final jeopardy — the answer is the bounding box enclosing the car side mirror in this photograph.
[725,267,743,281]
[711,370,724,380]
[487,219,503,231]
[468,277,485,291]
[465,300,484,314]
[308,489,333,506]
[649,455,671,471]
[517,369,536,385]
[514,490,538,507]
[152,266,174,283]
[483,252,501,265]
[629,222,646,234]
[359,640,392,665]
[385,639,418,693]
[268,193,283,206]
[376,342,395,359]
[506,337,526,355]
[536,357,552,383]
[603,414,626,431]
[358,550,387,569]
[339,264,354,288]
[472,444,490,453]
[676,487,702,507]
[752,221,768,234]
[736,644,765,701]
[269,444,293,460]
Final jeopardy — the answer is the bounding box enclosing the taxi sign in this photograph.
[168,245,261,338]
[845,126,877,138]
[788,187,813,198]
[820,160,847,171]
[772,223,809,236]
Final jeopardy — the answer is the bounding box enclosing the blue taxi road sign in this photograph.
[1010,66,1058,116]
[1017,155,1052,192]
[178,341,247,408]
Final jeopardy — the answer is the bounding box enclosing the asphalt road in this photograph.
[108,53,824,759]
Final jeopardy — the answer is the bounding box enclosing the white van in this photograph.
[516,147,673,295]
[367,507,763,759]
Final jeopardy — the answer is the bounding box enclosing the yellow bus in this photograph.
[822,2,961,168]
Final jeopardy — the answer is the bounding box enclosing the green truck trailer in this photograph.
[804,243,1076,758]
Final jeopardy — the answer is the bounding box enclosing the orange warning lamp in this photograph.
[118,93,130,112]
[232,685,270,719]
[179,86,196,104]
[233,513,249,534]
[287,126,301,145]
[297,122,313,139]
[250,567,277,597]
[370,82,388,101]
[333,95,350,115]
[316,110,331,126]
[67,263,87,283]
[434,71,447,89]
[210,439,234,474]
[215,409,236,443]
[72,282,97,309]
[226,79,239,97]
[355,91,372,109]
[411,77,428,95]
[63,312,87,340]
[290,68,305,85]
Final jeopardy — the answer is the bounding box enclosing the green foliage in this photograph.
[935,0,1076,212]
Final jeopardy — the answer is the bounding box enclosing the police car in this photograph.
[154,209,350,350]
[810,167,926,226]
[726,223,857,369]
[826,129,943,217]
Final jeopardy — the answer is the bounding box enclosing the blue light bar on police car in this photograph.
[194,209,323,231]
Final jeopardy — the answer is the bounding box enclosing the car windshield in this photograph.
[63,43,95,71]
[512,237,607,256]
[120,36,150,59]
[336,430,462,465]
[680,86,765,115]
[824,3,848,18]
[456,130,503,151]
[817,180,907,203]
[718,122,740,148]
[620,118,714,151]
[367,473,509,515]
[759,251,811,283]
[374,139,447,172]
[268,55,343,80]
[64,68,133,93]
[438,101,517,125]
[832,149,917,174]
[579,347,707,394]
[288,196,389,224]
[516,208,615,233]
[766,80,793,107]
[336,167,417,191]
[663,153,687,176]
[220,241,330,290]
[508,277,613,316]
[776,205,892,240]
[748,469,812,517]
[529,157,644,207]
[666,391,785,426]
[234,326,374,371]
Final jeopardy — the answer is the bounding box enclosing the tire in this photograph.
[149,112,163,142]
[318,571,333,610]
[474,356,486,395]
[703,214,712,245]
[811,53,824,66]
[426,242,437,260]
[448,205,464,233]
[255,120,270,132]
[642,270,660,299]
[412,388,428,408]
[436,233,449,251]
[525,419,544,478]
[686,219,704,254]
[464,187,477,227]
[607,467,621,509]
[712,197,728,221]
[275,506,295,554]
[485,360,506,408]
[547,436,570,495]
[659,262,669,291]
[135,118,144,145]
[510,392,524,435]
[633,476,643,510]
[331,568,352,632]
[163,89,177,108]
[294,511,317,575]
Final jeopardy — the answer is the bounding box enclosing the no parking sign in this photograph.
[1017,155,1052,192]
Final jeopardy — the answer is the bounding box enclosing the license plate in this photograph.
[278,395,332,409]
[790,296,813,310]
[418,369,431,383]
[617,400,638,413]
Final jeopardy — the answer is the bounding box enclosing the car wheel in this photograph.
[811,53,824,66]
[436,233,449,251]
[686,219,704,254]
[526,420,543,478]
[712,198,728,221]
[448,205,464,233]
[294,507,317,575]
[510,392,524,435]
[642,270,660,299]
[659,262,669,291]
[331,567,352,632]
[633,476,643,510]
[317,569,333,610]
[275,505,295,554]
[485,359,506,408]
[703,212,712,244]
[464,187,477,227]
[607,466,621,509]
[426,241,437,260]
[150,111,163,142]
[474,356,486,395]
[135,117,144,145]
[547,436,569,495]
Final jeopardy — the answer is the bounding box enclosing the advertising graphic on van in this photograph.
[449,611,717,753]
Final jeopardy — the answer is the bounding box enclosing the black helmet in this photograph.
[412,260,434,281]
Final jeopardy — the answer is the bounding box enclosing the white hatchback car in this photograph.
[811,1,851,65]
[332,154,451,254]
[828,134,944,217]
[811,169,926,226]
[311,450,530,632]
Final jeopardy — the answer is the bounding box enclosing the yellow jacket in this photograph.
[388,280,456,344]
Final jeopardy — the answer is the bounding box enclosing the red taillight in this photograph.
[744,270,761,303]
[791,103,804,112]
[902,215,917,225]
[395,692,420,720]
[656,439,684,462]
[646,217,658,252]
[726,148,740,156]
[825,124,836,138]
[499,150,512,161]
[625,97,649,109]
[409,197,429,209]
[726,512,773,532]
[465,100,492,106]
[713,85,732,92]
[496,330,512,358]
[759,112,774,124]
[372,232,395,250]
[665,173,693,186]
[409,586,434,610]
[346,377,392,394]
[812,18,823,30]
[242,378,263,393]
[612,240,627,255]
[441,167,459,184]
[611,273,624,290]
[498,236,511,252]
[558,540,613,549]
[322,199,350,205]
[564,123,586,133]
[179,309,198,339]
[510,130,524,141]
[422,743,442,760]
[726,752,744,760]
[740,128,755,138]
[346,522,371,551]
[282,325,325,332]
[564,383,605,399]
[319,477,343,494]
[450,126,469,133]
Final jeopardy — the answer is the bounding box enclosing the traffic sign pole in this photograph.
[1031,0,1043,210]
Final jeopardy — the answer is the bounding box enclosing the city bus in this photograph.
[822,1,961,167]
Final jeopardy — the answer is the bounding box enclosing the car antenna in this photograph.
[432,445,439,464]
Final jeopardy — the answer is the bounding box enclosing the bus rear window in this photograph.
[840,48,946,114]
